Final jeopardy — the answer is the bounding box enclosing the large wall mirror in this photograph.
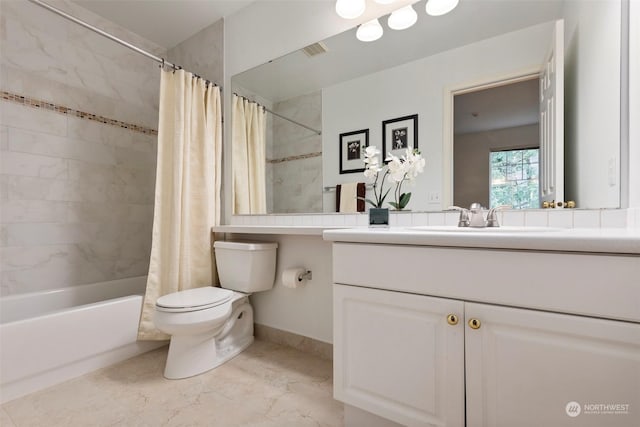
[232,0,624,214]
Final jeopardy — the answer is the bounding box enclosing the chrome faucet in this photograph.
[468,203,486,227]
[449,203,503,228]
[485,207,501,227]
[451,206,470,227]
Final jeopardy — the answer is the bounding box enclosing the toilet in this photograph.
[154,240,278,379]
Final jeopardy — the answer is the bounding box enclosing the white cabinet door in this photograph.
[334,284,465,427]
[465,302,640,427]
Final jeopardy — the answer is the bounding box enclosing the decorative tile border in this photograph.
[1,90,158,136]
[268,151,322,164]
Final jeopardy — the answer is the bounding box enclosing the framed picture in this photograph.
[382,114,418,161]
[339,128,369,174]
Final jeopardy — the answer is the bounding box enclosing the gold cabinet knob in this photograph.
[468,318,481,329]
[566,200,576,208]
[542,200,556,209]
[447,314,459,325]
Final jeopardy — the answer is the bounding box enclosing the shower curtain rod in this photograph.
[234,93,322,136]
[26,0,219,87]
[267,108,322,136]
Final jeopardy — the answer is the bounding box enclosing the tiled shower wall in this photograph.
[270,91,323,213]
[166,18,223,85]
[0,0,163,296]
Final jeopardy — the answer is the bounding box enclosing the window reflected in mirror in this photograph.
[490,148,540,210]
[453,78,540,209]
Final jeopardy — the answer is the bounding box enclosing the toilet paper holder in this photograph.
[298,270,312,281]
[282,268,313,288]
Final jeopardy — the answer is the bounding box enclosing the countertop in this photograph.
[212,225,350,236]
[322,226,640,255]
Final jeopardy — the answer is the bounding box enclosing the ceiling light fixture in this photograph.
[388,4,417,30]
[356,18,384,42]
[335,0,366,19]
[425,0,459,16]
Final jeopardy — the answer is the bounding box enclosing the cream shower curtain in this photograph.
[138,69,222,340]
[232,94,267,214]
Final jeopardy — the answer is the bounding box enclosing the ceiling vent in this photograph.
[301,42,329,57]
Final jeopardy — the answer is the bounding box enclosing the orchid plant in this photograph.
[362,146,390,208]
[362,146,425,210]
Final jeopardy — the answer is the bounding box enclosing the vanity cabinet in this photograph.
[333,284,465,427]
[332,243,640,427]
[464,302,640,427]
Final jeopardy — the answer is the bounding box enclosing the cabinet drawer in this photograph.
[333,243,640,323]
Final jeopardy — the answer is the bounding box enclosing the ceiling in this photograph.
[73,0,255,49]
[454,79,540,135]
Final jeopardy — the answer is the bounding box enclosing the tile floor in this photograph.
[1,340,343,427]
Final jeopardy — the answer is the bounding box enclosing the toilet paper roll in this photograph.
[282,268,307,288]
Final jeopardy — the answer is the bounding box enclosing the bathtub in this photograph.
[0,276,165,403]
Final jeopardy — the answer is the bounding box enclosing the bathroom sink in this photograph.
[409,225,563,233]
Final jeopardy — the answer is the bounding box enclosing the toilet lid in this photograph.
[156,287,234,311]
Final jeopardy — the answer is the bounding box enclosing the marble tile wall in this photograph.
[270,91,323,213]
[166,18,223,85]
[0,0,163,296]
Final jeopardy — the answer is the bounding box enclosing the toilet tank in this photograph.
[213,241,278,292]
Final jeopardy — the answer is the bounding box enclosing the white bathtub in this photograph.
[0,276,165,403]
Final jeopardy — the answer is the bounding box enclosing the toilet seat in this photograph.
[156,287,234,313]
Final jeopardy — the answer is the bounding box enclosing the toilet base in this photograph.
[163,302,254,379]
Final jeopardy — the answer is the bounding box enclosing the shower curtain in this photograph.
[138,69,222,340]
[232,94,267,214]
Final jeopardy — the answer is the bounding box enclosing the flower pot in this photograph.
[369,208,389,227]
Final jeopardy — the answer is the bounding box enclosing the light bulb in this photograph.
[425,0,459,16]
[335,0,366,19]
[388,5,418,30]
[373,0,396,4]
[356,18,384,42]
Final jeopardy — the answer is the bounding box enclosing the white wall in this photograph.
[322,23,552,212]
[629,0,640,208]
[232,234,334,344]
[563,0,621,208]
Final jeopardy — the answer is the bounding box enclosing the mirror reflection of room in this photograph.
[453,78,541,210]
[232,0,622,215]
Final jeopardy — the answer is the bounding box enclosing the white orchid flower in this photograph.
[361,145,425,210]
[364,146,380,157]
[386,154,407,183]
[362,147,383,180]
[363,164,381,179]
[385,152,398,163]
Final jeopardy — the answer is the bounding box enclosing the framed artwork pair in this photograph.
[339,114,418,174]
